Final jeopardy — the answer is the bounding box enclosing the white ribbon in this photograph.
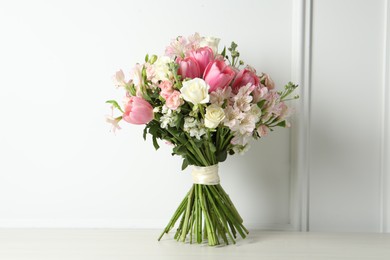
[191,164,220,185]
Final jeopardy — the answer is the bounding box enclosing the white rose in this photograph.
[205,104,225,129]
[153,56,172,82]
[180,78,210,105]
[200,36,220,55]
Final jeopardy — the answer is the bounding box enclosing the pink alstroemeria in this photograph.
[203,60,235,92]
[123,97,154,125]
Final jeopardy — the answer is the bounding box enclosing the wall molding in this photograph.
[381,0,390,233]
[290,0,313,232]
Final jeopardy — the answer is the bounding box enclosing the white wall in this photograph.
[0,0,294,229]
[0,0,389,232]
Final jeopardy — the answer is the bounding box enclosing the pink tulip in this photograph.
[203,60,235,92]
[187,46,214,75]
[176,57,201,79]
[231,68,260,94]
[123,96,154,125]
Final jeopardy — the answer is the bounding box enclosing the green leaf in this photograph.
[152,135,160,150]
[208,142,217,153]
[256,99,266,109]
[181,159,189,170]
[173,144,187,156]
[106,100,124,113]
[216,150,227,163]
[221,46,226,57]
[143,126,148,140]
[276,121,287,127]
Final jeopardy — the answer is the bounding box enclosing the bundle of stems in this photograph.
[158,183,249,246]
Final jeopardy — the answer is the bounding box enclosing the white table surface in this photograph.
[0,229,389,260]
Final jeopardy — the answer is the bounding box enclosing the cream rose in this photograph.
[180,78,210,105]
[205,104,225,129]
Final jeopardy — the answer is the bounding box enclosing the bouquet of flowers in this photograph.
[106,33,298,246]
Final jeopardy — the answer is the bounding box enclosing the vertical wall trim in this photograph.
[291,0,313,232]
[381,0,390,233]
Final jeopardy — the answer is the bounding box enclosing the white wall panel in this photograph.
[309,0,386,231]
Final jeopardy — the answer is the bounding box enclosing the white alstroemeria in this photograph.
[180,78,210,105]
[248,105,261,123]
[200,36,220,55]
[153,56,173,82]
[231,132,251,146]
[210,87,231,106]
[233,92,252,112]
[223,106,243,129]
[232,113,257,135]
[205,104,225,129]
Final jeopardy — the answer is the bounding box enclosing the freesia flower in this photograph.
[180,78,210,105]
[203,60,235,92]
[123,96,154,125]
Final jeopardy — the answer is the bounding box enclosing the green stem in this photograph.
[180,186,194,242]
